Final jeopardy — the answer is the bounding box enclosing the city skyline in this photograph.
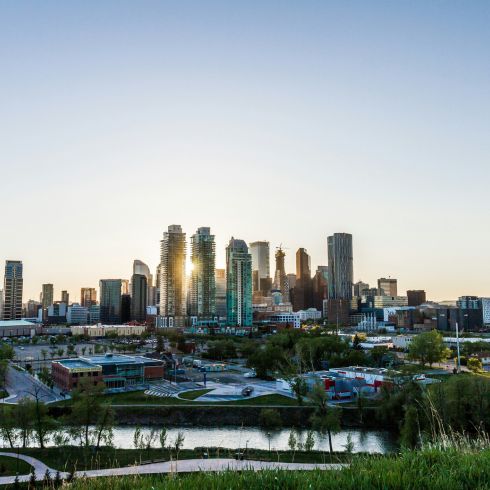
[4,223,487,304]
[1,2,489,301]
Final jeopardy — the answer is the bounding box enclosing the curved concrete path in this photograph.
[0,451,68,485]
[0,452,345,485]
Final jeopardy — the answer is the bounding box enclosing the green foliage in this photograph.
[400,405,419,449]
[407,330,450,367]
[467,357,483,373]
[204,339,237,360]
[259,408,282,429]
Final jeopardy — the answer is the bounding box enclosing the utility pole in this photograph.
[455,322,461,373]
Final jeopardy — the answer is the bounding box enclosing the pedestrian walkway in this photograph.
[0,452,346,485]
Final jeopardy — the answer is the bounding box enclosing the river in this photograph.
[1,427,398,453]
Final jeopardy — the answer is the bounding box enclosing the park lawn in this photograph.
[56,392,301,407]
[0,447,357,472]
[178,389,213,400]
[0,455,32,476]
[231,394,300,406]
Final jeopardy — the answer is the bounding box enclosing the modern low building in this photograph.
[52,353,165,391]
[70,323,146,338]
[51,358,103,392]
[0,320,40,337]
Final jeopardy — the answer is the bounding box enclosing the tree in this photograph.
[467,357,483,373]
[0,404,18,448]
[400,405,419,449]
[288,429,298,462]
[304,430,315,452]
[247,345,286,379]
[29,386,56,449]
[159,427,168,455]
[308,382,341,454]
[407,330,450,367]
[68,380,109,448]
[173,431,185,461]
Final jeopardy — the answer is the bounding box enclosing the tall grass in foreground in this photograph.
[66,441,490,490]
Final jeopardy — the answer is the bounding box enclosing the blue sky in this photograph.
[1,1,489,301]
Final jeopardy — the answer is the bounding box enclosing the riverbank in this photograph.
[0,446,363,473]
[48,403,383,429]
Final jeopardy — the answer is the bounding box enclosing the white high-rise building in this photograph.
[482,298,490,326]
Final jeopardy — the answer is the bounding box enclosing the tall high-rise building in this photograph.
[215,269,227,319]
[407,290,427,307]
[3,261,23,320]
[354,281,369,297]
[99,279,126,324]
[41,284,54,309]
[133,260,152,307]
[41,283,54,321]
[61,290,69,305]
[159,225,187,327]
[274,247,289,302]
[226,238,253,327]
[292,248,313,311]
[190,227,216,319]
[313,266,328,312]
[327,233,353,300]
[81,288,97,308]
[131,274,148,322]
[250,241,271,294]
[378,278,398,297]
[0,289,4,319]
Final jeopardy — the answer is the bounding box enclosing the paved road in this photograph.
[0,452,345,485]
[2,365,60,404]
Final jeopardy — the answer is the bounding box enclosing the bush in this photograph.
[259,409,282,429]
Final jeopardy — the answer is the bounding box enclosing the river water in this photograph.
[0,427,397,454]
[111,426,398,453]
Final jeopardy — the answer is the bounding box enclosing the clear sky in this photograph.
[1,1,489,302]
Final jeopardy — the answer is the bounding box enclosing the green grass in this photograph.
[56,391,300,407]
[0,447,354,473]
[178,389,213,400]
[0,455,32,476]
[63,447,490,490]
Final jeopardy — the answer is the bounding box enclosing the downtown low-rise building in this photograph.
[70,323,146,338]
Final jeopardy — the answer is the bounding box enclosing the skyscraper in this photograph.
[378,278,397,297]
[313,266,328,312]
[190,227,216,319]
[131,273,148,322]
[133,260,152,307]
[274,246,289,302]
[215,269,227,319]
[354,281,370,297]
[327,233,353,327]
[327,233,353,300]
[292,248,313,311]
[61,290,69,305]
[81,287,97,308]
[250,241,271,294]
[3,260,23,320]
[226,238,253,327]
[159,224,187,327]
[99,279,125,324]
[41,284,54,309]
[41,283,54,321]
